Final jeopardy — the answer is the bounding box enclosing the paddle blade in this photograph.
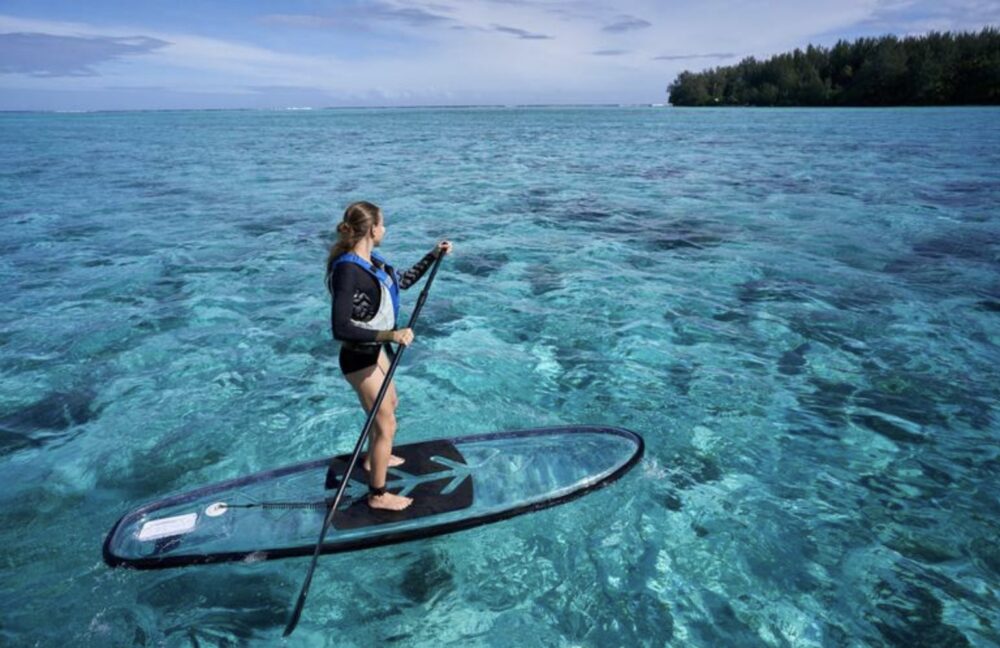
[283,571,312,636]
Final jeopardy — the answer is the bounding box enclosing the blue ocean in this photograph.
[1,107,998,646]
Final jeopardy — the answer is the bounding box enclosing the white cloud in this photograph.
[859,0,1000,34]
[0,14,334,87]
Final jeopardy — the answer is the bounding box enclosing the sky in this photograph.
[0,0,997,110]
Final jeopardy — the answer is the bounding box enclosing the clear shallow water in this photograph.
[1,106,998,646]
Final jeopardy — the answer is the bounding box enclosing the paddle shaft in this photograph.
[284,252,444,636]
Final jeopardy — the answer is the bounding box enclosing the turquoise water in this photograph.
[1,107,998,646]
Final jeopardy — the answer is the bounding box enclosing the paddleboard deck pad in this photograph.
[103,426,643,569]
[326,439,474,530]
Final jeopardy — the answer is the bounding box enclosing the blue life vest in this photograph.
[329,251,401,329]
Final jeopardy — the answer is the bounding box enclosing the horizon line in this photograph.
[0,102,674,114]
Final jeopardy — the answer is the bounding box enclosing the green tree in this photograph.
[667,27,1000,107]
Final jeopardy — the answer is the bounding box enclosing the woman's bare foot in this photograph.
[363,454,404,472]
[367,491,413,511]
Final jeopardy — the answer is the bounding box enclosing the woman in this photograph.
[326,201,452,512]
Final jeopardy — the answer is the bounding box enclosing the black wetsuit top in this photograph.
[327,250,437,374]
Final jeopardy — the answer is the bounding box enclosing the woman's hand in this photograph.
[391,328,414,346]
[435,240,453,257]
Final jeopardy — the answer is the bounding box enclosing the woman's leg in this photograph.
[343,351,411,511]
[361,349,403,470]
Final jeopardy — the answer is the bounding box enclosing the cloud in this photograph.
[103,85,167,91]
[592,49,628,56]
[260,15,343,29]
[602,16,651,32]
[243,85,341,105]
[261,2,454,31]
[0,32,168,77]
[492,24,553,39]
[0,15,345,86]
[383,5,454,25]
[838,0,1000,35]
[653,52,737,61]
[246,85,329,93]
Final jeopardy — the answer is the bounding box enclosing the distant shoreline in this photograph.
[669,28,1000,107]
[0,103,668,115]
[5,103,1000,115]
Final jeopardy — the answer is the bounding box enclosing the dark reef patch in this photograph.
[911,228,999,264]
[868,578,971,648]
[525,263,565,295]
[451,252,509,278]
[711,310,749,324]
[778,343,810,375]
[0,428,44,455]
[139,571,288,641]
[666,452,723,489]
[399,549,455,604]
[688,589,769,647]
[854,387,946,429]
[666,363,697,396]
[99,444,227,500]
[0,389,98,431]
[643,217,729,253]
[796,378,856,428]
[0,389,98,456]
[737,278,814,304]
[853,414,928,445]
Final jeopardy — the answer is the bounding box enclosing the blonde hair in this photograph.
[326,201,381,292]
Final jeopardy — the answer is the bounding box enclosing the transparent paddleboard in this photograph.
[103,426,643,569]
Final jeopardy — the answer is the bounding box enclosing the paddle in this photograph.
[283,251,445,637]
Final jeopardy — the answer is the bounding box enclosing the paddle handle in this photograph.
[284,251,445,636]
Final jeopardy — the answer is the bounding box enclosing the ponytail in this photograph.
[326,201,381,293]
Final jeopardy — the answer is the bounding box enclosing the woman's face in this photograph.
[371,213,386,246]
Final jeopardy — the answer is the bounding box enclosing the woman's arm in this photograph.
[398,250,437,290]
[398,241,452,289]
[330,263,382,342]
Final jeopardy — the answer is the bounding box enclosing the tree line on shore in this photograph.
[667,28,999,106]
